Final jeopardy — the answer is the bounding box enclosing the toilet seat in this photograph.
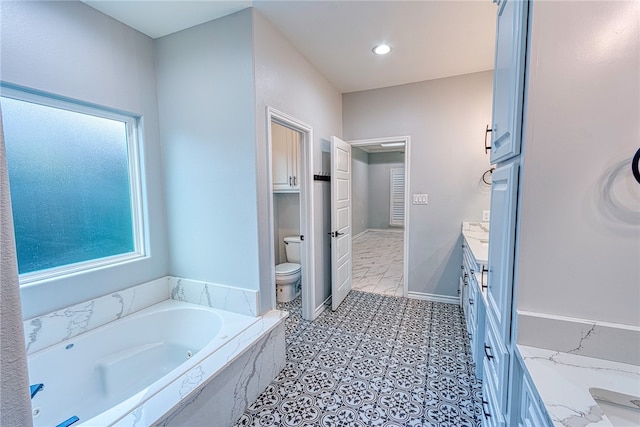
[275,262,301,276]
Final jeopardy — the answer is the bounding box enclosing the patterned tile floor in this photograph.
[352,230,404,297]
[235,291,482,427]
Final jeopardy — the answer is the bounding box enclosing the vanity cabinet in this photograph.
[272,122,300,192]
[482,0,532,424]
[511,350,553,427]
[485,162,519,342]
[461,237,487,381]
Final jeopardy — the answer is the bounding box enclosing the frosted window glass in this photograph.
[1,96,135,274]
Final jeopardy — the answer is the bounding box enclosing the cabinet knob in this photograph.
[469,298,474,305]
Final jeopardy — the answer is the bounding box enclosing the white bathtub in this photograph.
[28,299,259,427]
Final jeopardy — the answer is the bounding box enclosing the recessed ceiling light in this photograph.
[380,142,405,148]
[372,44,392,55]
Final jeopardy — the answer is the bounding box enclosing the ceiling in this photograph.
[83,0,496,94]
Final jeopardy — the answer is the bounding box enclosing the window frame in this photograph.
[0,84,146,285]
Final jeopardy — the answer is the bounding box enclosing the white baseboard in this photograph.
[368,228,404,233]
[352,230,369,240]
[407,291,459,305]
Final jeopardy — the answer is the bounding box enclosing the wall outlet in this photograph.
[483,210,490,221]
[413,194,428,205]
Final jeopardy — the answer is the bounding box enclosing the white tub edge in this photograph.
[101,309,288,427]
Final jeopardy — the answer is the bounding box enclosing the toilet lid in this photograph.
[276,263,301,275]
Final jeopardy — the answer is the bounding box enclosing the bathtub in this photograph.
[28,299,259,427]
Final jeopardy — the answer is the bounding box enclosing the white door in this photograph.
[330,136,352,310]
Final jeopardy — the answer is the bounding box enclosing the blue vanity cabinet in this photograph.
[489,0,529,164]
[482,0,530,423]
[485,162,519,343]
[461,241,487,381]
[510,349,553,427]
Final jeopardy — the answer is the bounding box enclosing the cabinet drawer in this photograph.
[481,369,507,427]
[483,318,509,412]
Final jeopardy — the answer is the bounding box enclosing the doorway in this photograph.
[349,136,410,297]
[266,107,315,320]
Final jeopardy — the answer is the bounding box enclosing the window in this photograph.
[0,85,144,283]
[389,167,405,227]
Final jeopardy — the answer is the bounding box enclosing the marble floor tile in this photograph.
[235,292,482,427]
[352,230,404,296]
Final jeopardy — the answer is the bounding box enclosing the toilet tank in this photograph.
[283,236,301,263]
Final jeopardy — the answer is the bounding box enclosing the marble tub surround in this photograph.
[150,312,286,427]
[169,277,259,317]
[461,222,489,266]
[80,310,287,426]
[518,311,640,366]
[518,345,640,427]
[23,277,170,355]
[24,276,261,356]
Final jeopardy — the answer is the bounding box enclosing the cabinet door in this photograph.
[290,128,300,190]
[272,122,291,190]
[490,0,528,164]
[486,162,519,341]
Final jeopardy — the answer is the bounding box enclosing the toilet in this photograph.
[275,236,302,302]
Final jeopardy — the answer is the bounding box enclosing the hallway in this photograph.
[352,230,404,297]
[235,292,482,426]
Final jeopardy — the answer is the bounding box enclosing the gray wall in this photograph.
[343,71,493,300]
[516,1,640,326]
[351,147,369,236]
[253,10,342,314]
[274,193,300,264]
[368,152,405,230]
[0,1,168,319]
[156,10,260,296]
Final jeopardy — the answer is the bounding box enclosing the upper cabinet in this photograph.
[272,122,300,192]
[490,0,528,164]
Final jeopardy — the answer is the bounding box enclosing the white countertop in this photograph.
[462,222,489,267]
[518,345,640,427]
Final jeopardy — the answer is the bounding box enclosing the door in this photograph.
[330,136,352,310]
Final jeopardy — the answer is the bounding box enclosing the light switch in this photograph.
[413,193,428,205]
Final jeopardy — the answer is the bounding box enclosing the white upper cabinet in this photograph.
[272,122,300,192]
[490,0,528,164]
[486,161,519,341]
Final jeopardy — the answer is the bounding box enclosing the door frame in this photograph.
[266,106,315,320]
[348,136,411,297]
